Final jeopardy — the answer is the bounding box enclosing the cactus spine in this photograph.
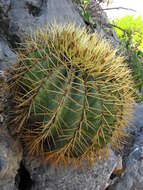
[9,24,134,166]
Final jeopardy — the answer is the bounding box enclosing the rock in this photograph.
[0,38,16,70]
[112,104,143,190]
[25,0,42,8]
[132,104,143,132]
[0,0,11,14]
[0,0,10,38]
[0,0,118,46]
[0,130,22,190]
[0,37,19,190]
[0,0,84,43]
[24,149,122,190]
[6,0,84,42]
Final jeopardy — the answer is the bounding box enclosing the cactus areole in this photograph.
[9,24,134,166]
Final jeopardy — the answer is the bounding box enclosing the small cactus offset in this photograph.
[9,24,134,166]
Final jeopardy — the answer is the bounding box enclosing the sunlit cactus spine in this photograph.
[9,23,134,166]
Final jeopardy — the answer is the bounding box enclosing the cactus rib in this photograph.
[8,23,135,166]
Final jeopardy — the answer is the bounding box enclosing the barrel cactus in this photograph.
[9,24,134,166]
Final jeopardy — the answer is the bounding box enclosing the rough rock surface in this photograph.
[0,129,22,190]
[0,0,84,43]
[0,38,16,70]
[24,149,121,190]
[112,104,143,190]
[0,57,22,190]
[0,34,20,189]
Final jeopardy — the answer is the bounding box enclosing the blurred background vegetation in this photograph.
[113,16,143,101]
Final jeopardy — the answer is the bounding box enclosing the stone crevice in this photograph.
[15,161,33,190]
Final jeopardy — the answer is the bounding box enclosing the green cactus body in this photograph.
[10,24,134,166]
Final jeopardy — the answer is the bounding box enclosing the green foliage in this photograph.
[113,16,143,51]
[113,16,143,100]
[9,24,134,166]
[79,0,91,25]
[78,0,109,27]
